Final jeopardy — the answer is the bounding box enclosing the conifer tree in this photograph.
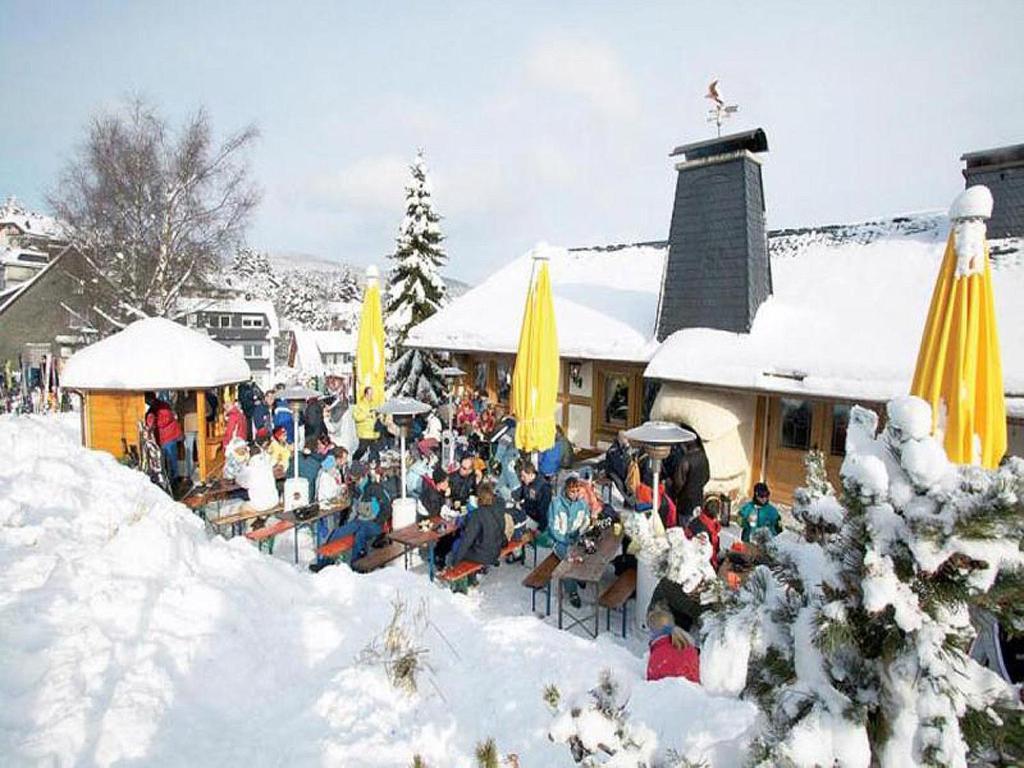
[230,247,280,299]
[385,150,450,404]
[700,396,1024,768]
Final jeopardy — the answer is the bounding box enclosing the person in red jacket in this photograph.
[646,607,700,684]
[222,396,249,449]
[145,393,184,479]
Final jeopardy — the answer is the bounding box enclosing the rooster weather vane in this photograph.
[705,79,738,137]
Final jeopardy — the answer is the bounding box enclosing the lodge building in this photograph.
[407,131,1024,504]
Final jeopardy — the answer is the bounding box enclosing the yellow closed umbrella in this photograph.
[356,265,386,409]
[911,186,1006,468]
[513,249,560,452]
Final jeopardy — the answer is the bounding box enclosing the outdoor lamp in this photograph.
[377,396,431,499]
[623,421,696,520]
[440,366,465,467]
[279,385,321,480]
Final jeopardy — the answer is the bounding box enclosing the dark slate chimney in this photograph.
[961,142,1024,238]
[656,128,771,340]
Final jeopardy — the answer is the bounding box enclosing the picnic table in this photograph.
[552,527,623,638]
[389,515,460,581]
[208,497,350,563]
[181,466,287,515]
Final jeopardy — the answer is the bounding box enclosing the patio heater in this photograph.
[278,385,321,511]
[377,396,431,529]
[440,365,465,468]
[623,421,696,521]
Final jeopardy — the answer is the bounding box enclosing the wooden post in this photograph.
[197,388,208,482]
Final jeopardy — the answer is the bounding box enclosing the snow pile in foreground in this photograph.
[0,415,755,767]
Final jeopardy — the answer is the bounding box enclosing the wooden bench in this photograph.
[522,553,561,616]
[598,567,637,638]
[352,542,406,573]
[245,518,296,553]
[437,532,537,588]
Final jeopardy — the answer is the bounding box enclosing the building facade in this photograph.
[177,296,280,390]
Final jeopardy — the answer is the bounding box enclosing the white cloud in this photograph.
[525,35,639,120]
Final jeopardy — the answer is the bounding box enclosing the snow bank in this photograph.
[0,414,752,767]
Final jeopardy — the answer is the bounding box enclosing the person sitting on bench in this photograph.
[418,465,450,520]
[318,462,390,566]
[448,482,506,570]
[646,606,700,683]
[514,460,552,532]
[548,475,590,609]
[448,456,479,507]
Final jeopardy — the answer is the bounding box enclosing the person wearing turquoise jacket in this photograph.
[739,482,782,542]
[548,475,590,608]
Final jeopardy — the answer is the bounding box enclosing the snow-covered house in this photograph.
[407,131,1024,503]
[0,196,67,291]
[0,246,115,366]
[176,295,280,390]
[287,327,355,381]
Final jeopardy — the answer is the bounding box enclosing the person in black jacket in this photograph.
[514,460,552,532]
[448,456,478,506]
[450,482,506,567]
[419,466,450,519]
[602,431,632,497]
[673,438,710,521]
[302,397,328,440]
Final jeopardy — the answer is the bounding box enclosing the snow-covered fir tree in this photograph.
[229,247,280,299]
[385,150,450,404]
[700,396,1024,768]
[276,270,329,330]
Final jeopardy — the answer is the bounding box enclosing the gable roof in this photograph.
[0,249,67,316]
[646,212,1024,415]
[406,242,668,363]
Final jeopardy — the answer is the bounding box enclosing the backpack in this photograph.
[355,479,392,523]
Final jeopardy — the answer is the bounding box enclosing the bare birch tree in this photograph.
[49,98,260,321]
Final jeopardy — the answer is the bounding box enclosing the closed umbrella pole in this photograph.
[910,186,1006,467]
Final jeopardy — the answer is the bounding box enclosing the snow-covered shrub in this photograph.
[700,396,1024,768]
[547,670,657,767]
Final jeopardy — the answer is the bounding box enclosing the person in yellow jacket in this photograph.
[267,426,293,472]
[353,386,380,462]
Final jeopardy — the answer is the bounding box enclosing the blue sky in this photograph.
[2,0,1022,283]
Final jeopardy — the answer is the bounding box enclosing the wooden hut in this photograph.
[62,317,251,482]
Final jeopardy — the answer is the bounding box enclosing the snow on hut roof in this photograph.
[646,212,1024,415]
[406,241,667,362]
[63,317,251,390]
[0,196,65,238]
[175,295,280,337]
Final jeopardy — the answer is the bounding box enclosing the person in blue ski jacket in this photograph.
[548,475,590,608]
[273,398,295,444]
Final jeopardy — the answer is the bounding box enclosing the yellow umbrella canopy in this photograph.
[356,266,386,409]
[512,249,560,452]
[911,186,1007,468]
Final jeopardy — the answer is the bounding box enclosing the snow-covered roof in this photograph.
[0,196,64,238]
[175,295,280,337]
[0,246,50,266]
[645,212,1024,416]
[63,317,251,390]
[406,242,667,363]
[289,328,355,377]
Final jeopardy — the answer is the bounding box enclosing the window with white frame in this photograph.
[243,343,264,358]
[241,315,264,328]
[207,314,231,329]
